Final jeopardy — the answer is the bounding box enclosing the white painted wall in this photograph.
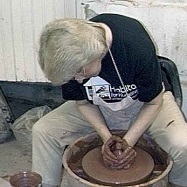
[0,0,76,82]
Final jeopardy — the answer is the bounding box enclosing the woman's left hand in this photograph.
[102,135,123,167]
[111,141,137,170]
[102,137,137,170]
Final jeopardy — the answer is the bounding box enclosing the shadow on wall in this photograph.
[0,81,64,119]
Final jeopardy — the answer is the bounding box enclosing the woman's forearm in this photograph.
[76,100,112,142]
[123,91,163,147]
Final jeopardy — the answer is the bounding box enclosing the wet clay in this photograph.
[82,146,154,186]
[68,131,169,186]
[9,171,42,187]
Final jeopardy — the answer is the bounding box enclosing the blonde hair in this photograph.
[38,18,107,85]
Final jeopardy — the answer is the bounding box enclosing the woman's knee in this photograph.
[167,136,187,163]
[32,118,51,137]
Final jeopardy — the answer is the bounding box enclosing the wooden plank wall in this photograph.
[0,0,76,82]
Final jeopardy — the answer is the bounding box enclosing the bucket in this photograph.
[9,171,42,187]
[62,131,173,187]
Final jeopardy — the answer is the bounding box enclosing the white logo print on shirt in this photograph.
[83,76,138,101]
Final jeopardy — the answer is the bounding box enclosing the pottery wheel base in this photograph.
[82,146,154,186]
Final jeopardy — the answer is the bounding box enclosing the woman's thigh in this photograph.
[148,91,187,154]
[32,101,95,146]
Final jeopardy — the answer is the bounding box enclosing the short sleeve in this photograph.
[61,80,86,100]
[135,55,163,102]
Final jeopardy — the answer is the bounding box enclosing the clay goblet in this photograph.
[9,171,42,187]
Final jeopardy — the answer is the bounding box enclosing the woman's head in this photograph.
[38,18,107,85]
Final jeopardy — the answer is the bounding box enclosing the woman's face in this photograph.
[74,59,102,83]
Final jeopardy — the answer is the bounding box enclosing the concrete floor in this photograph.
[0,135,32,178]
[0,99,36,181]
[0,99,64,187]
[0,135,69,186]
[0,82,64,185]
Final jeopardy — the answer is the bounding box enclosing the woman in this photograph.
[32,13,187,187]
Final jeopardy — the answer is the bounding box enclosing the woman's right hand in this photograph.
[102,136,137,170]
[102,135,123,168]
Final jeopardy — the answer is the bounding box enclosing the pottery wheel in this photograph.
[82,146,154,186]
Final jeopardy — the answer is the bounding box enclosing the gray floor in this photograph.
[0,98,67,186]
[0,100,35,179]
[0,135,32,178]
[0,82,63,184]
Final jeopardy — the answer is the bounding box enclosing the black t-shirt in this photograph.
[62,14,169,103]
